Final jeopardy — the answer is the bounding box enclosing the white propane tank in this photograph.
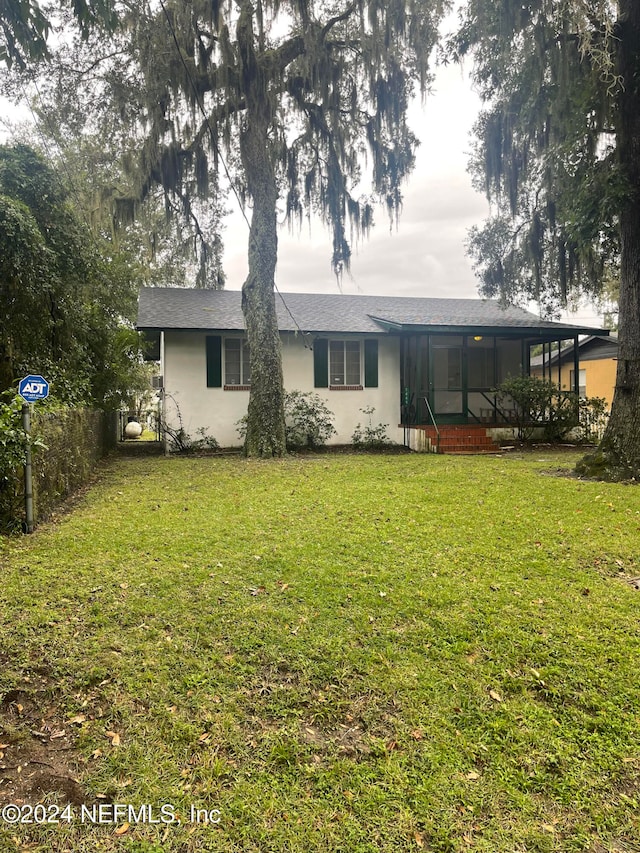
[124,420,143,439]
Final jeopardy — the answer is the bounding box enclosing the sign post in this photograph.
[21,404,34,533]
[18,375,50,533]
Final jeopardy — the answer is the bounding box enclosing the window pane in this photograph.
[345,341,360,385]
[225,339,241,385]
[242,340,251,385]
[330,341,345,384]
[570,369,586,398]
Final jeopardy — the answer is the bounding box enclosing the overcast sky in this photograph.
[223,59,490,301]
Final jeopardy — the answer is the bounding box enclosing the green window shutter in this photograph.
[313,338,328,387]
[206,335,222,387]
[364,339,378,387]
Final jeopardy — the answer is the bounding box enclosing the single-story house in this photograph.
[136,287,609,452]
[530,334,618,408]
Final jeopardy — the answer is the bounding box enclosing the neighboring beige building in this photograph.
[531,335,618,408]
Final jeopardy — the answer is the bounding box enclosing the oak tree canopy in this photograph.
[454,0,640,479]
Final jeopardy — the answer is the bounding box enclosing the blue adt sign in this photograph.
[18,375,50,403]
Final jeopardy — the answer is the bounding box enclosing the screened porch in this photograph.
[399,331,584,427]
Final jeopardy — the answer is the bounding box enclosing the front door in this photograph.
[430,336,466,423]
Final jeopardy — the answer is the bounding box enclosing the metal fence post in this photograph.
[22,404,34,534]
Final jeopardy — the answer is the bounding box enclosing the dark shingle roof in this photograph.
[136,287,608,337]
[530,334,619,367]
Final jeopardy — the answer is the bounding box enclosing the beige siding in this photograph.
[532,357,616,408]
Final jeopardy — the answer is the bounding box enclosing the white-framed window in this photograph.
[225,338,251,386]
[329,340,361,386]
[570,368,587,398]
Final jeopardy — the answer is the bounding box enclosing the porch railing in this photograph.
[422,397,440,453]
[477,391,516,424]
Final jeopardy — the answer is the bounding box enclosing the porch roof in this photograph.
[137,287,608,339]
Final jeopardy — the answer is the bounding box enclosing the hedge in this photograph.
[0,407,117,532]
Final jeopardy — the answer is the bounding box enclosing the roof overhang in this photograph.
[368,316,609,340]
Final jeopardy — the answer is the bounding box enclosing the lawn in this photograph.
[0,451,639,853]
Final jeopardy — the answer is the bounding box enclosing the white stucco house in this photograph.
[136,287,608,452]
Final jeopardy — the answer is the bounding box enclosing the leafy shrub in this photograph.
[542,394,580,442]
[284,390,336,449]
[351,407,392,450]
[577,396,609,442]
[236,391,336,450]
[495,375,579,441]
[0,393,29,529]
[0,391,46,531]
[0,393,29,479]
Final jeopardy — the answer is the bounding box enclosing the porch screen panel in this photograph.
[432,340,462,389]
[431,336,464,417]
[467,337,495,388]
[496,339,522,383]
[434,391,463,414]
[416,337,430,423]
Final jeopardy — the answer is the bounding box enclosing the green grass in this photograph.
[1,451,639,852]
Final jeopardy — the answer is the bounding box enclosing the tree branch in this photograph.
[320,2,359,41]
[264,34,306,74]
[58,49,131,77]
[184,95,248,159]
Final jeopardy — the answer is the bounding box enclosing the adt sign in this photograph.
[18,375,50,403]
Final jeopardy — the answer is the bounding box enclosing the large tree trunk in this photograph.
[586,1,640,479]
[238,106,286,458]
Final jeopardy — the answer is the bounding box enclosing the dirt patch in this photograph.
[0,680,89,807]
[115,440,164,456]
[300,720,371,758]
[587,555,640,591]
[588,841,640,853]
